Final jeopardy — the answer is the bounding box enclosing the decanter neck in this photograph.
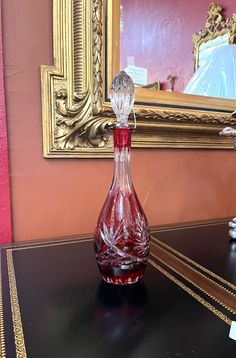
[111,128,133,192]
[113,127,131,148]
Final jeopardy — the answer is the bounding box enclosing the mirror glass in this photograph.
[198,34,230,68]
[119,0,236,100]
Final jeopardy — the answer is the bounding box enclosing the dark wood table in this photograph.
[1,219,236,357]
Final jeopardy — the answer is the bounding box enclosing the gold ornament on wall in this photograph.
[193,2,236,71]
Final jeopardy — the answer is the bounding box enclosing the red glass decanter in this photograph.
[94,71,150,285]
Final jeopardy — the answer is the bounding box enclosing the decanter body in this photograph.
[94,71,150,285]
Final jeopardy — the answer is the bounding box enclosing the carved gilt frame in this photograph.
[193,2,236,71]
[41,0,236,158]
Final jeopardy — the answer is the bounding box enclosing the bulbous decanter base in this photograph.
[94,192,150,286]
[98,262,146,285]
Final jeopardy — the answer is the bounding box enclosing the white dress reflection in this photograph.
[184,45,236,99]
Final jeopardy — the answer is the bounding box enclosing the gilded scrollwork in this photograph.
[193,2,236,70]
[134,109,236,126]
[55,89,113,149]
[101,106,236,128]
[92,0,103,114]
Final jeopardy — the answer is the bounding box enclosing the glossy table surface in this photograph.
[1,220,236,357]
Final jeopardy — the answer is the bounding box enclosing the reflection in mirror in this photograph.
[120,1,236,99]
[198,34,230,68]
[184,45,236,99]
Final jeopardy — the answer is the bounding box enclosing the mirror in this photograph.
[41,1,236,159]
[108,1,236,106]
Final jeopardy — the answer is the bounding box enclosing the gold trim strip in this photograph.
[2,235,92,251]
[150,244,236,315]
[151,236,236,292]
[149,258,232,326]
[1,218,229,250]
[3,238,92,357]
[7,250,27,358]
[11,238,92,252]
[150,218,229,233]
[0,251,6,358]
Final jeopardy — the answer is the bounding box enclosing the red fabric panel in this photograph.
[0,5,11,243]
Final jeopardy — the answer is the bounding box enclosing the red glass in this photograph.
[94,128,150,285]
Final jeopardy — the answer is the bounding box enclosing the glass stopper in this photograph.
[110,71,135,128]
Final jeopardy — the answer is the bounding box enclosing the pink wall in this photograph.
[120,0,236,92]
[0,5,11,243]
[2,0,236,242]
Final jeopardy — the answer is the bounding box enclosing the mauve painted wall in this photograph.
[0,5,11,243]
[2,0,236,242]
[120,0,236,92]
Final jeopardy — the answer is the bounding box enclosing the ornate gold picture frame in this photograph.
[193,2,236,71]
[41,0,236,158]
